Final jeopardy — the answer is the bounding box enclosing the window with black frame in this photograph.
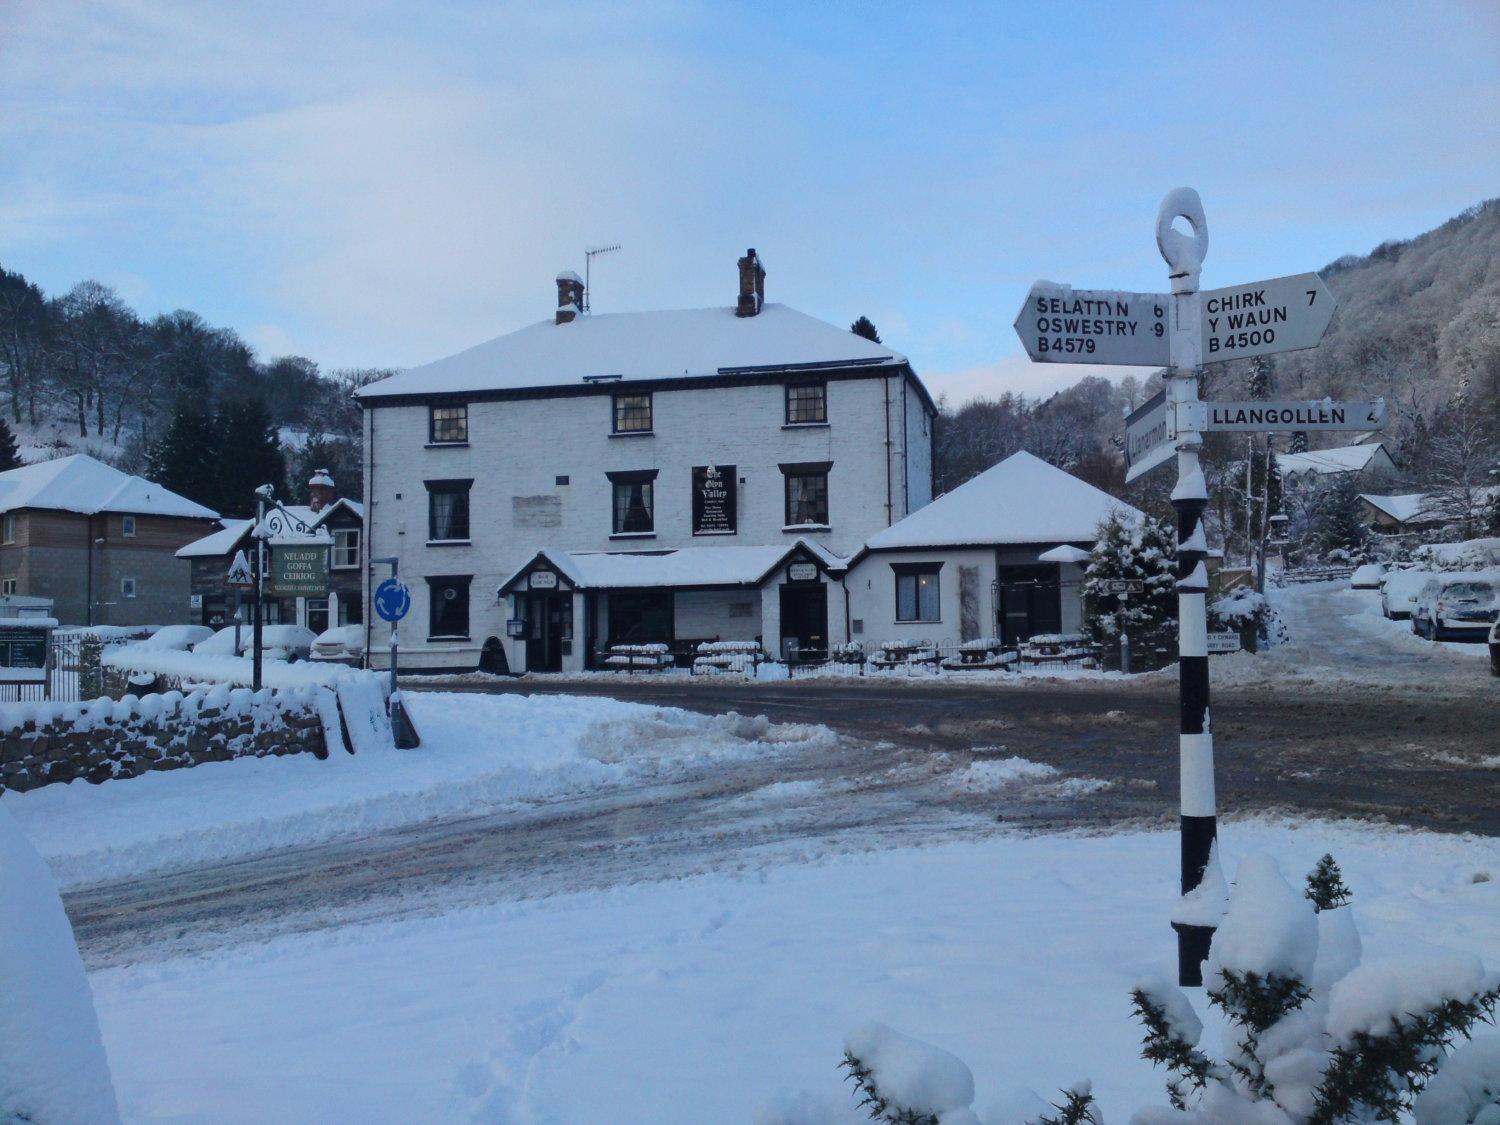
[894,563,942,622]
[427,575,471,638]
[426,479,472,541]
[785,382,827,425]
[612,393,653,434]
[429,404,468,444]
[780,461,831,526]
[610,474,655,534]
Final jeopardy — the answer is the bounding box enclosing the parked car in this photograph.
[1349,562,1386,589]
[310,624,366,664]
[1380,569,1432,620]
[190,623,317,661]
[135,624,214,651]
[1491,617,1500,677]
[1410,574,1500,641]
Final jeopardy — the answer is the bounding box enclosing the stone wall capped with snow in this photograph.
[0,687,336,794]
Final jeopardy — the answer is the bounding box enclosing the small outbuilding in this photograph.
[843,451,1143,648]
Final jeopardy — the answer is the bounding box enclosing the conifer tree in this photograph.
[851,316,882,343]
[145,401,219,509]
[214,397,286,517]
[0,416,20,472]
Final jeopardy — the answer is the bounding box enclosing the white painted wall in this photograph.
[366,372,932,668]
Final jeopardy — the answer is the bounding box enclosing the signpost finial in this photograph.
[1156,187,1209,294]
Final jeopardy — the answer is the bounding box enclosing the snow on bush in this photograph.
[1412,1034,1500,1124]
[0,803,120,1123]
[842,1020,978,1123]
[1411,537,1500,572]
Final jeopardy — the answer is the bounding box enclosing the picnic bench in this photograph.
[869,640,940,670]
[602,643,672,672]
[940,636,1019,672]
[692,640,761,675]
[1018,633,1102,667]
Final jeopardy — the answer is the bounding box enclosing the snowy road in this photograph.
[59,581,1498,969]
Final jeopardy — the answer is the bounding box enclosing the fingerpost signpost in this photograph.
[1013,188,1362,986]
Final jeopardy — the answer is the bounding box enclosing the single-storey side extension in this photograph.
[844,451,1143,648]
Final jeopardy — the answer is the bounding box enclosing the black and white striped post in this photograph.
[1156,189,1217,986]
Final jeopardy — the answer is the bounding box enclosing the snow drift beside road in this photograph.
[8,692,834,890]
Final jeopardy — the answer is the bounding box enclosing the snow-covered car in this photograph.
[310,624,366,664]
[192,626,242,655]
[1491,618,1500,677]
[134,624,214,651]
[1410,574,1500,641]
[1379,569,1432,620]
[190,623,317,660]
[1349,562,1385,589]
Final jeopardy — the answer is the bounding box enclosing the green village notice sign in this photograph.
[270,544,329,596]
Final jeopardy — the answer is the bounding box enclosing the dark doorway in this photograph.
[521,592,571,672]
[779,584,828,658]
[607,591,673,647]
[996,565,1062,645]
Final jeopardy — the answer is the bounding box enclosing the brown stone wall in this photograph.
[0,686,331,795]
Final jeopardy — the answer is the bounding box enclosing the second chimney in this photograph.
[556,270,584,324]
[736,249,765,317]
[308,468,336,513]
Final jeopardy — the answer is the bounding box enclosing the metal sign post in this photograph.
[1156,189,1217,988]
[1100,579,1144,673]
[372,559,419,749]
[1014,188,1347,986]
[252,490,267,691]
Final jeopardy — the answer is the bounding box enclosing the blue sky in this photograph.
[2,1,1497,404]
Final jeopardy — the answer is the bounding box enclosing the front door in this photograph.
[523,592,570,672]
[996,564,1062,645]
[779,584,828,659]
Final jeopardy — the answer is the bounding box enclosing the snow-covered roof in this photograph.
[499,539,845,593]
[0,454,219,520]
[863,451,1143,551]
[1277,444,1385,476]
[1358,493,1436,524]
[176,519,254,559]
[356,304,909,400]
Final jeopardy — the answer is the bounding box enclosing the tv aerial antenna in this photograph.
[583,244,621,313]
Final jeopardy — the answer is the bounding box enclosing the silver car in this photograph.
[1411,575,1500,642]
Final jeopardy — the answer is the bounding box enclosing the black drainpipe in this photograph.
[363,405,374,667]
[882,375,893,526]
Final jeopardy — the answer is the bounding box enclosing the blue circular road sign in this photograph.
[374,578,411,623]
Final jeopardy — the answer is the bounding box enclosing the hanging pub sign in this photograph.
[692,465,737,535]
[269,543,330,596]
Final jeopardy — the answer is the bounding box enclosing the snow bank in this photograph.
[103,646,363,689]
[949,757,1058,792]
[0,804,119,1123]
[8,692,833,888]
[843,1021,975,1118]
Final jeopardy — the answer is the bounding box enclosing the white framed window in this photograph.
[1,578,15,596]
[894,564,941,623]
[1,514,14,544]
[121,577,138,599]
[122,515,137,537]
[331,527,360,569]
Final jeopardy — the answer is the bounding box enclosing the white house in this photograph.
[1277,442,1397,486]
[357,251,937,672]
[843,452,1143,647]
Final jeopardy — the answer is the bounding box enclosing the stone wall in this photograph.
[0,686,335,795]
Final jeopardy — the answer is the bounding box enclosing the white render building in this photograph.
[357,252,937,672]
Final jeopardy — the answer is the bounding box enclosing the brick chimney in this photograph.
[556,270,584,324]
[735,248,765,317]
[308,468,335,513]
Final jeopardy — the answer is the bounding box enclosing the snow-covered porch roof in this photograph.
[498,539,846,596]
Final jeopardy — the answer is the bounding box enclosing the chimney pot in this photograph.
[736,248,765,317]
[307,468,336,513]
[555,270,584,325]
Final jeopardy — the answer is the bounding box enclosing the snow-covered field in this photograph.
[83,820,1499,1123]
[8,692,833,890]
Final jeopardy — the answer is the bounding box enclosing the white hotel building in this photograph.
[358,252,937,672]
